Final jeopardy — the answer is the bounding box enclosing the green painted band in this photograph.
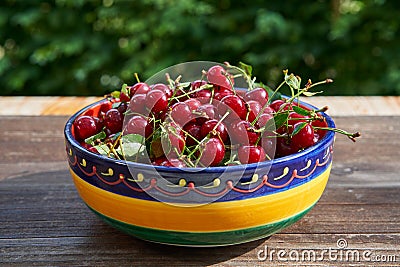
[88,204,314,246]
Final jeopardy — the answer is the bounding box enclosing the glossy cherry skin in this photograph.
[73,115,99,141]
[130,82,150,96]
[275,137,298,158]
[200,119,228,143]
[291,122,315,150]
[124,115,153,138]
[196,104,216,124]
[128,94,147,115]
[207,65,233,90]
[256,113,273,128]
[183,122,202,147]
[238,145,266,164]
[198,137,225,167]
[104,109,123,134]
[218,95,247,121]
[196,89,212,104]
[246,100,262,122]
[145,89,169,114]
[184,98,201,111]
[151,83,173,98]
[170,102,193,126]
[229,120,260,145]
[244,87,269,106]
[269,99,286,112]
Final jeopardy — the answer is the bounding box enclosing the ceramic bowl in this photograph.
[64,98,335,246]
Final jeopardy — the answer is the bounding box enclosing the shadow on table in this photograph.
[84,221,266,266]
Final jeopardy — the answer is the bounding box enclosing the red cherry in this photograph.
[238,145,266,164]
[80,142,99,154]
[196,104,216,124]
[256,113,273,128]
[207,65,233,90]
[311,115,328,138]
[130,82,150,96]
[170,102,193,126]
[124,115,153,138]
[162,125,185,157]
[184,98,201,111]
[120,91,130,103]
[198,137,225,167]
[200,119,228,143]
[74,115,99,141]
[196,89,212,104]
[160,158,186,168]
[151,83,173,98]
[128,94,147,115]
[276,137,298,157]
[104,109,123,134]
[246,100,262,122]
[269,99,287,112]
[218,95,247,121]
[291,122,315,150]
[260,132,276,159]
[244,87,269,106]
[145,89,169,114]
[214,86,233,100]
[183,122,202,147]
[191,80,207,90]
[288,112,308,126]
[229,120,260,145]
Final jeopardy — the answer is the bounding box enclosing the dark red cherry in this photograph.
[291,122,315,150]
[244,87,269,106]
[162,125,185,157]
[130,82,150,96]
[214,86,233,101]
[207,65,233,90]
[183,122,202,147]
[160,158,186,168]
[120,91,130,103]
[311,115,328,138]
[104,109,123,134]
[198,137,225,167]
[196,104,216,124]
[269,99,286,112]
[128,94,147,115]
[256,113,273,128]
[151,83,173,98]
[145,89,169,114]
[170,102,193,126]
[229,120,260,145]
[218,95,247,121]
[124,115,153,138]
[196,89,212,104]
[200,119,228,143]
[74,115,99,141]
[246,100,262,122]
[184,98,201,111]
[276,137,298,157]
[191,80,207,90]
[238,145,266,164]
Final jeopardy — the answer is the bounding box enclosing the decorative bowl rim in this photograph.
[64,97,335,174]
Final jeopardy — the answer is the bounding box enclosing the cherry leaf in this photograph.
[292,105,310,116]
[238,61,253,77]
[84,130,106,146]
[291,122,307,137]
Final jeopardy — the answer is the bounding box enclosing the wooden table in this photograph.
[1,97,400,266]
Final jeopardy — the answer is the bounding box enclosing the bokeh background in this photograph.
[1,0,399,96]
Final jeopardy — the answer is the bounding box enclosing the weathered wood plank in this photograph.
[0,115,399,266]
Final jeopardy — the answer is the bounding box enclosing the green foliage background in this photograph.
[1,0,399,96]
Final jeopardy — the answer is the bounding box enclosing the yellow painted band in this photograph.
[70,164,331,232]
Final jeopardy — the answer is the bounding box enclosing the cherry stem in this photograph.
[313,126,361,142]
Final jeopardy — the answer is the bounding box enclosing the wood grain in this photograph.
[0,116,399,266]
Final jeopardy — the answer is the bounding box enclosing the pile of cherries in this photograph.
[73,64,332,167]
